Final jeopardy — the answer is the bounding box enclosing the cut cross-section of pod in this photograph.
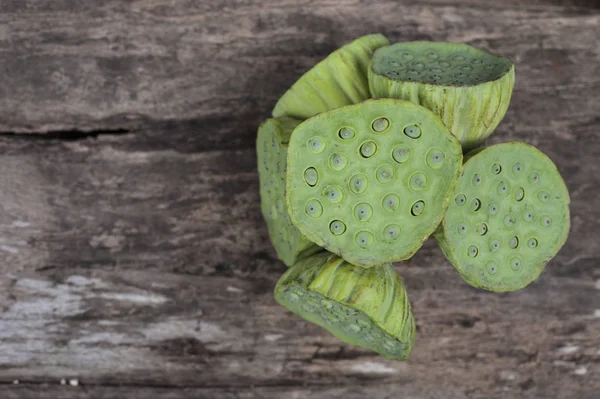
[434,142,570,292]
[275,252,416,360]
[257,117,320,266]
[369,41,515,151]
[286,98,463,267]
[272,34,390,120]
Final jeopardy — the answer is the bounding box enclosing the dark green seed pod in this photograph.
[274,252,416,360]
[434,142,570,292]
[273,34,390,120]
[368,42,515,150]
[286,99,463,267]
[257,117,320,266]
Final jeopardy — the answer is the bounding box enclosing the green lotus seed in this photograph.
[476,223,488,235]
[468,245,478,258]
[382,194,400,212]
[339,127,355,140]
[372,117,390,132]
[304,167,318,186]
[330,220,347,235]
[308,137,326,154]
[305,200,323,218]
[427,51,438,59]
[504,214,516,226]
[497,181,508,196]
[523,208,534,222]
[426,149,445,169]
[491,163,502,174]
[487,260,497,275]
[528,238,538,248]
[392,145,411,163]
[509,236,519,249]
[324,185,343,203]
[439,61,450,67]
[354,203,374,222]
[471,198,481,211]
[455,194,466,206]
[538,191,550,203]
[488,202,499,215]
[516,187,525,201]
[360,141,377,158]
[411,200,425,216]
[376,164,394,183]
[457,222,467,234]
[472,174,483,186]
[410,172,427,191]
[329,153,348,171]
[349,174,368,194]
[356,231,374,248]
[528,172,540,184]
[512,163,523,174]
[489,238,500,252]
[510,257,522,270]
[404,124,422,139]
[541,216,552,227]
[383,224,401,241]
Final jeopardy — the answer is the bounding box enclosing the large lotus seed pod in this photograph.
[368,42,515,151]
[434,143,570,292]
[257,117,320,266]
[272,34,389,120]
[275,251,416,360]
[286,98,463,267]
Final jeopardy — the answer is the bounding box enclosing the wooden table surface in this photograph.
[0,1,599,398]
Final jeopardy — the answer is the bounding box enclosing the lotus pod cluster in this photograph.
[256,34,570,360]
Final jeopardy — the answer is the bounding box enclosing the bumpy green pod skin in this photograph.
[272,34,389,120]
[257,117,320,266]
[286,98,463,267]
[275,252,416,360]
[434,142,570,292]
[368,42,515,151]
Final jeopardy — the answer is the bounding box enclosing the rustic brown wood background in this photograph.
[0,1,599,398]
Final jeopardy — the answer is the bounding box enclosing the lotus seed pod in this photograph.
[434,142,570,292]
[274,252,416,360]
[272,34,390,120]
[257,117,320,266]
[368,42,515,151]
[286,98,462,267]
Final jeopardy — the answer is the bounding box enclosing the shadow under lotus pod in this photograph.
[274,252,416,360]
[369,41,515,151]
[434,142,570,292]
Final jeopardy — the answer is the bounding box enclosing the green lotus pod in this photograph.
[272,34,389,120]
[434,142,570,292]
[368,41,515,150]
[275,251,416,360]
[257,117,320,266]
[286,98,463,267]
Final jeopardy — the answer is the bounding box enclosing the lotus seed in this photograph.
[528,238,538,248]
[349,174,368,194]
[347,324,361,333]
[304,167,318,186]
[476,223,488,235]
[372,117,390,132]
[382,194,400,212]
[324,185,343,203]
[487,261,497,275]
[509,236,519,249]
[410,172,427,191]
[427,51,438,59]
[538,191,550,203]
[339,127,355,140]
[355,231,374,248]
[411,200,425,216]
[439,61,450,67]
[512,163,523,174]
[528,172,540,184]
[523,209,534,222]
[383,224,401,241]
[516,187,525,201]
[455,194,466,206]
[489,238,500,252]
[404,124,422,139]
[402,52,413,60]
[360,141,377,158]
[426,149,445,169]
[392,145,411,163]
[453,55,465,61]
[489,202,499,215]
[308,137,325,154]
[330,220,347,235]
[510,257,522,271]
[354,202,374,222]
[329,153,348,171]
[504,214,516,226]
[471,198,481,211]
[458,222,467,234]
[497,181,508,196]
[376,164,394,183]
[468,245,478,258]
[541,216,552,227]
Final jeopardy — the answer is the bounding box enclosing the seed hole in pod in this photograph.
[355,231,374,248]
[430,68,443,74]
[472,59,483,65]
[489,238,500,252]
[528,172,540,184]
[382,194,400,212]
[347,324,361,333]
[515,187,525,201]
[329,153,348,171]
[538,191,550,203]
[510,257,522,271]
[349,173,368,194]
[354,202,374,222]
[468,245,479,258]
[402,52,413,60]
[523,209,534,222]
[455,72,466,79]
[408,69,419,75]
[439,61,450,67]
[512,163,523,174]
[487,260,498,275]
[411,200,425,216]
[461,65,472,71]
[427,51,438,59]
[410,172,427,191]
[455,194,466,206]
[360,141,377,158]
[541,216,552,227]
[426,149,445,169]
[372,117,390,132]
[476,223,488,235]
[497,181,508,196]
[329,220,347,236]
[471,198,481,211]
[323,185,343,203]
[509,236,519,249]
[491,163,502,175]
[457,222,468,235]
[308,137,326,154]
[392,145,411,163]
[269,204,277,219]
[376,164,394,183]
[413,62,425,69]
[383,224,401,242]
[489,202,499,215]
[403,124,422,139]
[339,127,355,140]
[504,214,516,227]
[528,238,538,248]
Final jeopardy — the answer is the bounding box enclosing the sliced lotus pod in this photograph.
[257,117,321,266]
[434,142,570,292]
[275,251,416,360]
[286,98,463,267]
[272,34,389,120]
[368,41,515,151]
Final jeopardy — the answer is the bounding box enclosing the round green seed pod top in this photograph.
[369,41,515,151]
[257,117,320,266]
[275,252,416,360]
[272,34,390,120]
[434,142,570,292]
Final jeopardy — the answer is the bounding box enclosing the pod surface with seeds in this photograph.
[257,117,320,266]
[275,252,416,360]
[286,98,463,267]
[369,41,515,150]
[435,142,570,292]
[272,34,389,120]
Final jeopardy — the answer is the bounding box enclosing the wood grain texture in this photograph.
[0,0,599,398]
